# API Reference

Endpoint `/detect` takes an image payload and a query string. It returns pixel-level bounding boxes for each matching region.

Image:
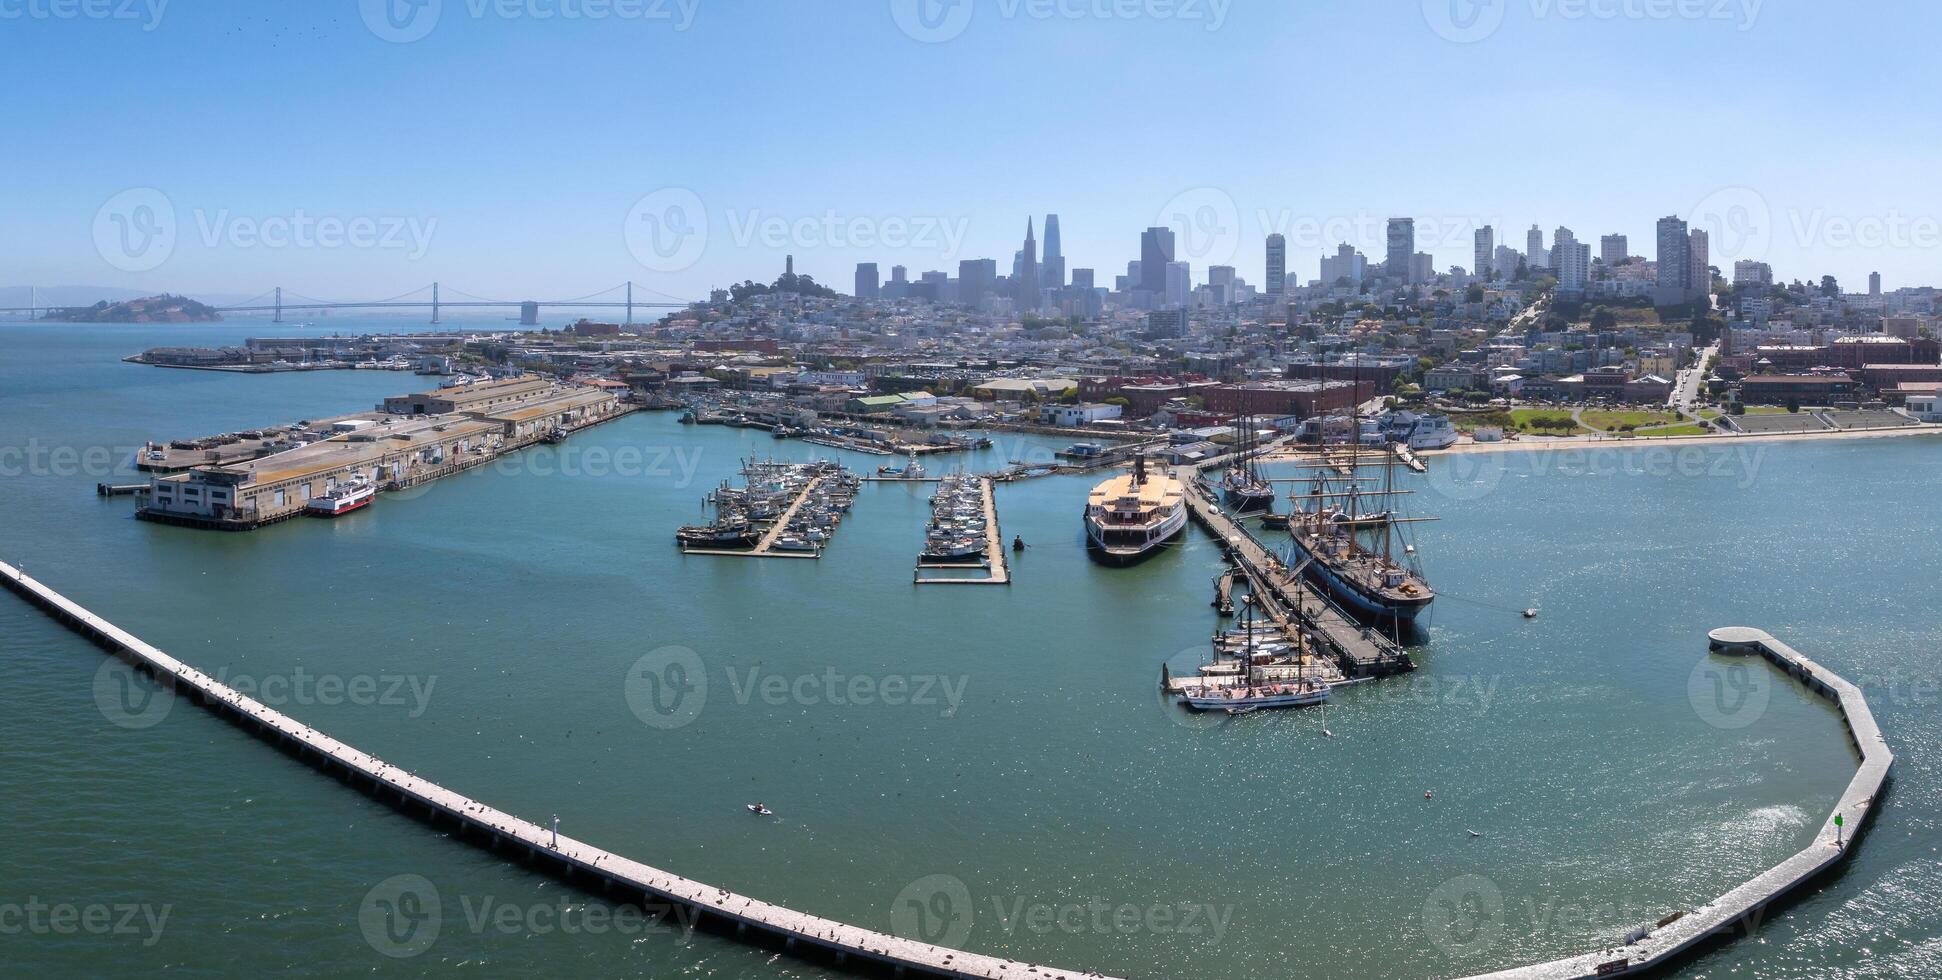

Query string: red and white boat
[307,477,375,517]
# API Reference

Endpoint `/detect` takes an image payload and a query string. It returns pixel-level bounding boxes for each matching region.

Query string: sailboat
[1219,409,1276,513]
[1180,598,1331,713]
[1285,428,1438,624]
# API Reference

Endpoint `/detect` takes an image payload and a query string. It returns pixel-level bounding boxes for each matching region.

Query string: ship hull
[1083,504,1188,566]
[1288,536,1432,623]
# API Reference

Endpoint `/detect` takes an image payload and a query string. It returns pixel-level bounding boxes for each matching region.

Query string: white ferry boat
[306,477,375,517]
[1083,456,1187,564]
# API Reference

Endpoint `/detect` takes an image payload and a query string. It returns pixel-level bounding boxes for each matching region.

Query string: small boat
[746,804,774,816]
[306,477,375,517]
[1012,535,1026,552]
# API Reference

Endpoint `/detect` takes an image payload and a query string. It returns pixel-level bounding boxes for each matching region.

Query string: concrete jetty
[1455,627,1892,980]
[0,559,1115,980]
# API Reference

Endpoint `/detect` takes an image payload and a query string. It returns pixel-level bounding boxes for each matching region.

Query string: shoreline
[1265,421,1942,461]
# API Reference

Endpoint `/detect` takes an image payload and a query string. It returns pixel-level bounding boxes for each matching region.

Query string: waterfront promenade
[0,559,1114,980]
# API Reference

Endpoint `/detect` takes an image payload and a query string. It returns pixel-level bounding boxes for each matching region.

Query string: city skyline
[6,2,1941,301]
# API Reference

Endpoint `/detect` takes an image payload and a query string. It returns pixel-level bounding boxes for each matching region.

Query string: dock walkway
[0,559,1114,980]
[914,479,1009,586]
[1175,463,1413,678]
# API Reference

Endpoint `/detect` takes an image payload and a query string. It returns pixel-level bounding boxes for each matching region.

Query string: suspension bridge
[0,281,699,325]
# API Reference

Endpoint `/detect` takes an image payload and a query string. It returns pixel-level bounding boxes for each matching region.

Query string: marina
[680,460,861,558]
[913,476,1010,586]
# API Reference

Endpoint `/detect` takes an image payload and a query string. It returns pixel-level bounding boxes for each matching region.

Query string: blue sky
[4,0,1940,303]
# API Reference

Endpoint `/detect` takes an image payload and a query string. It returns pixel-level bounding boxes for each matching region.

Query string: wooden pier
[1456,628,1892,980]
[1175,463,1414,679]
[914,479,1009,586]
[0,559,1115,980]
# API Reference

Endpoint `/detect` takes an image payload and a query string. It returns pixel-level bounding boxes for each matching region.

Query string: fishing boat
[1083,455,1187,564]
[306,477,375,517]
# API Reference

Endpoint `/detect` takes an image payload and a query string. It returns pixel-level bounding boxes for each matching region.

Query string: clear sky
[5,0,1940,304]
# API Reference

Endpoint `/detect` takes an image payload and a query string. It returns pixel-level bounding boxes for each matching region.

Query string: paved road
[1670,342,1719,413]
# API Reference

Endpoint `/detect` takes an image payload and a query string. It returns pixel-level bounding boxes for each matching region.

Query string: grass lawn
[1505,408,1586,434]
[1581,410,1681,431]
[1645,425,1714,437]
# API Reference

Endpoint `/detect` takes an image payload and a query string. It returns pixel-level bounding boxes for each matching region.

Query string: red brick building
[1203,380,1369,418]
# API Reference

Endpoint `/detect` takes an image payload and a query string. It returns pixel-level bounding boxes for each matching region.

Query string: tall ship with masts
[1084,455,1188,564]
[1219,412,1276,513]
[1285,433,1436,623]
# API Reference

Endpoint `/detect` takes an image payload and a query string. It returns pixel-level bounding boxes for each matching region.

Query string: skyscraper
[1387,218,1416,283]
[1140,227,1175,296]
[1474,226,1495,280]
[854,262,879,300]
[1656,217,1690,291]
[958,258,996,308]
[1265,234,1287,298]
[1553,229,1589,293]
[1165,261,1191,308]
[1527,225,1547,269]
[1042,214,1065,290]
[1600,234,1628,266]
[1016,218,1040,309]
[1870,271,1883,295]
[1687,227,1710,295]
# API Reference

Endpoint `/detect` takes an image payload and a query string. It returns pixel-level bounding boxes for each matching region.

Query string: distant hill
[44,294,223,323]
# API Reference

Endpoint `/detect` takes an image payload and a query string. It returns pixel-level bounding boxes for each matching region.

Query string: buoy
[1425,791,1434,800]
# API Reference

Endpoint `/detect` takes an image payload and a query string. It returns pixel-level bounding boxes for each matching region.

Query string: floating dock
[914,478,1009,586]
[0,559,1115,980]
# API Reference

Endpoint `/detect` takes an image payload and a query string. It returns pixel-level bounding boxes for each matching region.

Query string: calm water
[1,319,1937,979]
